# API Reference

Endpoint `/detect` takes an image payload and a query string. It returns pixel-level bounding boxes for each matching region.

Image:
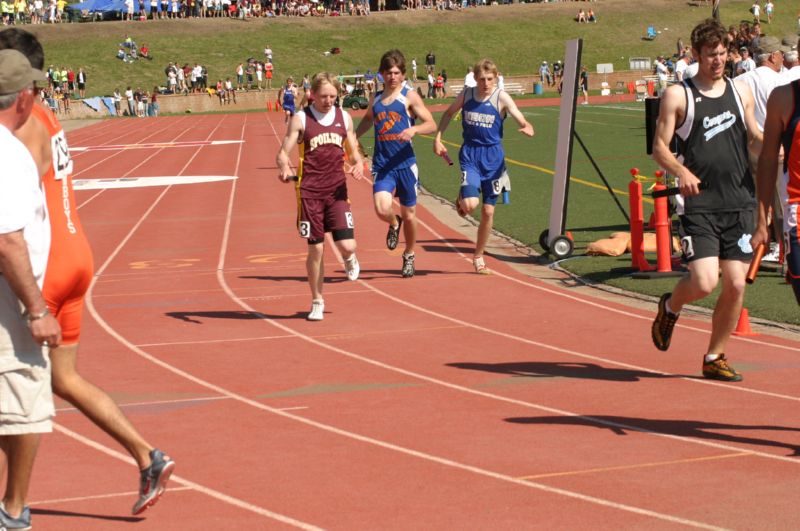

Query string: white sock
[704,353,720,363]
[665,299,679,316]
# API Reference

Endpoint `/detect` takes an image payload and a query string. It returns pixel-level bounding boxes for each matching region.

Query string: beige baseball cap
[0,49,47,95]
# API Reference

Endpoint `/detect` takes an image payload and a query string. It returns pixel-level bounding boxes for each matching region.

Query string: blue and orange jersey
[371,85,415,172]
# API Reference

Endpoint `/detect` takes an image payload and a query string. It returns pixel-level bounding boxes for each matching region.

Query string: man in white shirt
[0,49,61,531]
[463,68,476,88]
[737,36,790,131]
[783,50,800,82]
[736,47,756,75]
[736,35,792,261]
[124,86,134,116]
[655,56,669,95]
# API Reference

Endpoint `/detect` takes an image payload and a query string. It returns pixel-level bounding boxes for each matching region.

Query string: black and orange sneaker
[702,354,743,382]
[651,292,679,351]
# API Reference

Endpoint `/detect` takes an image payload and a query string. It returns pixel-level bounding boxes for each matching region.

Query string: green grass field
[393,102,800,326]
[24,0,800,97]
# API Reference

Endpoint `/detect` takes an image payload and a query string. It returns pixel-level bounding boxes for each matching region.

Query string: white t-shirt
[0,125,50,288]
[298,105,353,132]
[683,62,699,80]
[783,66,800,83]
[125,89,134,101]
[736,66,783,131]
[464,71,476,88]
[655,61,669,81]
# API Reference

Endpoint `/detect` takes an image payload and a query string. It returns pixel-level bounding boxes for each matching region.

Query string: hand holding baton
[441,152,453,166]
[651,180,709,198]
[746,243,766,284]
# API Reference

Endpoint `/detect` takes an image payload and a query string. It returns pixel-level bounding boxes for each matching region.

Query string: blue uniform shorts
[373,164,419,207]
[459,144,505,206]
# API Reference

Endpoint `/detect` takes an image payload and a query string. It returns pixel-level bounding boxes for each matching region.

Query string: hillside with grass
[24,0,798,96]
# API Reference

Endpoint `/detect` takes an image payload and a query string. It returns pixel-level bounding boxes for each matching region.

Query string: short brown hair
[691,18,729,53]
[379,49,406,75]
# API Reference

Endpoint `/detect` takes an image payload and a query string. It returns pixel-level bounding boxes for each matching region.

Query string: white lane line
[71,116,323,530]
[32,487,194,506]
[56,395,308,413]
[53,423,322,531]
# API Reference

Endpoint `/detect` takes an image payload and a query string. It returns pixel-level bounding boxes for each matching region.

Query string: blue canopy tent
[67,0,161,15]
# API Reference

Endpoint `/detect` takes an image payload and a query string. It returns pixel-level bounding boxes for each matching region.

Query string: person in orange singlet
[0,28,174,516]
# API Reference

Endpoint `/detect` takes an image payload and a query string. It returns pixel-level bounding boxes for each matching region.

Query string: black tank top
[675,77,755,214]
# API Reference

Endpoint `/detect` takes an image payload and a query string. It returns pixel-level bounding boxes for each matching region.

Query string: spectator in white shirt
[736,47,756,75]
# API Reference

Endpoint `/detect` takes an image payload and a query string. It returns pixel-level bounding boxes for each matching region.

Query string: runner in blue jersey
[278,77,298,124]
[434,59,534,274]
[356,49,436,278]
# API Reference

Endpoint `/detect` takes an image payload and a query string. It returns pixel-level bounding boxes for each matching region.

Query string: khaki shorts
[0,281,54,435]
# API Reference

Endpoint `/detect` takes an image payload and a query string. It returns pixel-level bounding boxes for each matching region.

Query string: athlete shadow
[31,508,143,523]
[447,361,684,382]
[358,268,451,279]
[165,310,305,323]
[505,415,800,456]
[240,275,348,284]
[417,238,475,255]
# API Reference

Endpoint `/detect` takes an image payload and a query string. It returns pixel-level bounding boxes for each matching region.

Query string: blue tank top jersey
[283,88,295,107]
[461,87,504,147]
[372,86,416,172]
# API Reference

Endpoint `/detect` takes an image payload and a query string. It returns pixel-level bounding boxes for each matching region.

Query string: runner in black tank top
[649,19,763,382]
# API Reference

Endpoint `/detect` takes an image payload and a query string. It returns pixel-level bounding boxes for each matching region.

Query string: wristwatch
[25,308,50,322]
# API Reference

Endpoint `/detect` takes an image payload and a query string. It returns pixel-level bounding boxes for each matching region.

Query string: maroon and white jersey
[299,106,347,199]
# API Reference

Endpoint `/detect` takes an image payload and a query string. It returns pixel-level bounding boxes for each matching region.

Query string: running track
[18,111,800,529]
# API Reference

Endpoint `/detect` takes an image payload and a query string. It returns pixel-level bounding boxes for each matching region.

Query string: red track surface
[15,111,800,530]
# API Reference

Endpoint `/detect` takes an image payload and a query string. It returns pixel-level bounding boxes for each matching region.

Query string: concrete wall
[59,70,652,119]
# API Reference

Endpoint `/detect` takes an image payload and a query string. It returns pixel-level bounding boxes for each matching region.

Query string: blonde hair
[472,58,499,78]
[311,72,341,94]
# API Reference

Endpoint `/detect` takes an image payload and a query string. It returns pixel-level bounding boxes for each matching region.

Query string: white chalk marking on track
[73,175,237,190]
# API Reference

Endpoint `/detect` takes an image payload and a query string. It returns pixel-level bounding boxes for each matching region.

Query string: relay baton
[651,180,708,198]
[287,175,299,181]
[745,243,766,285]
[441,152,454,166]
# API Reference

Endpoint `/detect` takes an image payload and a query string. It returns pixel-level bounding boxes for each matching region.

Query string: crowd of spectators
[1,0,69,24]
[37,64,88,114]
[648,18,800,98]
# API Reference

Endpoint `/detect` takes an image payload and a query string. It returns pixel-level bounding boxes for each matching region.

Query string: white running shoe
[473,256,491,275]
[307,299,324,321]
[345,254,360,281]
[762,242,781,263]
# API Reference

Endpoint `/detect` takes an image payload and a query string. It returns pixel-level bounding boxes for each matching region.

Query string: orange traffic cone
[266,100,272,111]
[566,231,573,241]
[732,308,759,337]
[275,101,281,112]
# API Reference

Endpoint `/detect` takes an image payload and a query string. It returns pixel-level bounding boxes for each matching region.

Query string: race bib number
[345,212,354,229]
[51,130,73,181]
[460,171,468,186]
[298,221,311,238]
[491,178,502,195]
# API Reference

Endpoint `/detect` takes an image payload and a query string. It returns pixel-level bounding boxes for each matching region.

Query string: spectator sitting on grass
[587,9,596,23]
[576,9,586,23]
[140,43,152,60]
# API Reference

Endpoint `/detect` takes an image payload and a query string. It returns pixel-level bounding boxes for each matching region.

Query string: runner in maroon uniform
[277,72,365,321]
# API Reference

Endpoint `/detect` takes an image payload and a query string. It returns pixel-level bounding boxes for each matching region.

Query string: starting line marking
[73,175,237,190]
[71,139,244,152]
